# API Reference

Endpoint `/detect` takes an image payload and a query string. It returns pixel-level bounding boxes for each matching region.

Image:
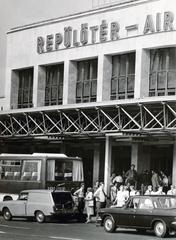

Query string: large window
[45,64,64,106]
[111,53,135,100]
[18,68,33,108]
[0,159,41,181]
[149,48,176,96]
[76,59,97,103]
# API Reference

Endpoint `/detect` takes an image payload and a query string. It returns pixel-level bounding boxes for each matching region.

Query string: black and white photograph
[0,0,176,239]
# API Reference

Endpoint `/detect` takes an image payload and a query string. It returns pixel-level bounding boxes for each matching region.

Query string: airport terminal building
[0,0,176,191]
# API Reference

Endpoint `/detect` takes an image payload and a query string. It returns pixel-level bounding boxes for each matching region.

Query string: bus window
[47,159,84,182]
[47,160,73,181]
[0,160,21,180]
[21,160,41,181]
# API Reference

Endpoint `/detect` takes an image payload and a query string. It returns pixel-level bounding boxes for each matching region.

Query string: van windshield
[52,192,73,205]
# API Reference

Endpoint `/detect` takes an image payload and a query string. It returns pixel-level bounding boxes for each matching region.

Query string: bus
[0,153,84,201]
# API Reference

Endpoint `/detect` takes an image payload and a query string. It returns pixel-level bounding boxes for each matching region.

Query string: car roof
[131,195,176,198]
[21,189,71,194]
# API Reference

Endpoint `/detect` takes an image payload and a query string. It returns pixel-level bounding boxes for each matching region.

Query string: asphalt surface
[0,217,175,240]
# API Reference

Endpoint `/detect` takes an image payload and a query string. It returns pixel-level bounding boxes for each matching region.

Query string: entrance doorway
[112,146,131,175]
[150,145,173,176]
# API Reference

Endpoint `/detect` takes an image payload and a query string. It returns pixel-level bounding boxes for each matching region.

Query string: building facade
[0,0,176,192]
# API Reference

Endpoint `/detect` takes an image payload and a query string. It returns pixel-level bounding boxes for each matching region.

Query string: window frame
[17,68,34,109]
[111,53,135,100]
[44,64,64,106]
[76,59,97,103]
[149,48,176,96]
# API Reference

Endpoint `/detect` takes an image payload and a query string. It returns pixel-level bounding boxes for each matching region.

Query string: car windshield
[159,197,176,209]
[52,192,73,205]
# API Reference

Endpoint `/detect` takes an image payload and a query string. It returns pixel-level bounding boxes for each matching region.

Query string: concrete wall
[2,0,176,110]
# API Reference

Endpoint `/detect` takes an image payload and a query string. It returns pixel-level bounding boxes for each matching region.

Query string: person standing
[110,182,118,202]
[93,180,99,215]
[144,185,155,195]
[113,185,129,207]
[151,170,160,192]
[94,182,106,217]
[85,187,94,223]
[167,185,176,195]
[74,183,85,214]
[155,186,165,195]
[113,172,123,190]
[125,164,137,188]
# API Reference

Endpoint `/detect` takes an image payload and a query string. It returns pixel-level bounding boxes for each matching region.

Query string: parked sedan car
[97,195,176,238]
[0,189,82,223]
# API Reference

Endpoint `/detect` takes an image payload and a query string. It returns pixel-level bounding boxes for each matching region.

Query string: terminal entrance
[112,146,131,175]
[150,145,173,176]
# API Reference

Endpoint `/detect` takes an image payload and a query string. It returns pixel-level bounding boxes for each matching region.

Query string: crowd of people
[73,164,174,223]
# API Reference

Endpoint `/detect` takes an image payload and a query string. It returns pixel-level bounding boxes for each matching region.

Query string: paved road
[0,217,175,240]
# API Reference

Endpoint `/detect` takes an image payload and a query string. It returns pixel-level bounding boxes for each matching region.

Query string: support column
[63,60,77,105]
[93,145,100,184]
[172,142,176,185]
[97,54,112,102]
[134,49,150,99]
[10,71,19,109]
[131,143,150,173]
[33,65,39,108]
[37,66,46,107]
[104,136,112,195]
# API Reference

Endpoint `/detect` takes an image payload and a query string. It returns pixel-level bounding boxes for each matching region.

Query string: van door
[11,192,28,216]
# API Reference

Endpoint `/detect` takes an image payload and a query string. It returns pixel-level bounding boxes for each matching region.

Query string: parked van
[0,189,81,223]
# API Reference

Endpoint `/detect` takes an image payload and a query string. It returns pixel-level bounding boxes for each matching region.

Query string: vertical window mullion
[57,67,60,105]
[155,52,159,96]
[28,71,31,107]
[89,62,93,101]
[125,55,129,99]
[165,50,169,95]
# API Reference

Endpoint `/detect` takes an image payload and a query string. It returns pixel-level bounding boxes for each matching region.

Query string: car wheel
[104,216,116,233]
[3,208,12,221]
[35,211,45,223]
[154,221,167,238]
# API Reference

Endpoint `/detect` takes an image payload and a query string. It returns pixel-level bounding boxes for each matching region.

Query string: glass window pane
[149,73,157,90]
[111,78,117,94]
[91,80,97,96]
[128,53,135,74]
[168,71,176,88]
[18,68,33,108]
[91,59,98,79]
[119,55,126,75]
[157,72,166,89]
[118,76,126,93]
[83,81,90,97]
[76,82,82,98]
[169,48,176,70]
[127,75,134,92]
[21,160,41,181]
[45,64,63,106]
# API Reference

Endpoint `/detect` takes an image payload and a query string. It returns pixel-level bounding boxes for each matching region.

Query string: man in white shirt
[94,182,106,217]
[74,183,85,214]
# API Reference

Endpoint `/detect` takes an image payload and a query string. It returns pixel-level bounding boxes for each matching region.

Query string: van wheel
[3,208,12,221]
[154,221,167,238]
[104,216,116,233]
[35,211,45,223]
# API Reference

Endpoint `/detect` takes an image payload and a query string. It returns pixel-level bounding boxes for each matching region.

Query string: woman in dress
[85,187,94,223]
